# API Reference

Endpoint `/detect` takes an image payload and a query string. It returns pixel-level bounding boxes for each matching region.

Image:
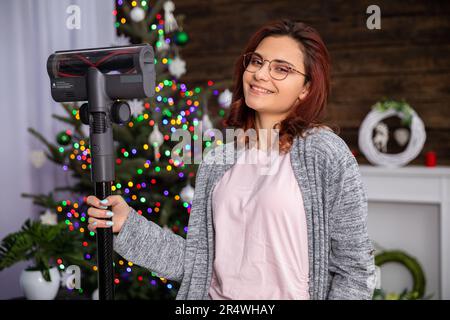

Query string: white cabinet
[359,165,450,299]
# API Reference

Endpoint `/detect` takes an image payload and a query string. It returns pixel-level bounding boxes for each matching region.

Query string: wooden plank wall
[174,0,450,166]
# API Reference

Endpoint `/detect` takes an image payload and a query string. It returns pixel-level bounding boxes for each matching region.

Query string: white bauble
[180,183,194,203]
[130,7,146,22]
[149,123,164,161]
[218,89,232,108]
[149,123,164,146]
[30,150,46,168]
[394,128,410,147]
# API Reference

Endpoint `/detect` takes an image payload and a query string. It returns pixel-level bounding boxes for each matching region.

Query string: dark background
[174,0,450,165]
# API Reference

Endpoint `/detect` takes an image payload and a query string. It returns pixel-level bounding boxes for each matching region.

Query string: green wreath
[373,250,426,300]
[371,99,414,127]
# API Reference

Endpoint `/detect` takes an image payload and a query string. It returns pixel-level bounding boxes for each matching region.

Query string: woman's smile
[248,84,275,96]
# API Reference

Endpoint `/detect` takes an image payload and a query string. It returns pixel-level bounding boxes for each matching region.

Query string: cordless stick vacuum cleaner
[47,44,156,300]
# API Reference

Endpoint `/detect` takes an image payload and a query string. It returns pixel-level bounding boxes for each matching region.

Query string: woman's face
[243,35,309,117]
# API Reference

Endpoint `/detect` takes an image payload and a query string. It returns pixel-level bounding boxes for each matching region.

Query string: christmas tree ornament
[394,128,410,147]
[163,1,178,33]
[56,131,72,145]
[128,99,145,117]
[180,182,194,203]
[149,123,164,161]
[156,33,169,53]
[168,55,186,78]
[30,150,46,168]
[202,113,214,132]
[218,88,233,108]
[130,6,146,22]
[172,31,189,46]
[40,209,58,226]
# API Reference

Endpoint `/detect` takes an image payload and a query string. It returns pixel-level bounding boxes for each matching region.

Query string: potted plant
[0,216,84,300]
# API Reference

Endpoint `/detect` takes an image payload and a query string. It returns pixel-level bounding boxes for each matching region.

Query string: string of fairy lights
[53,0,228,294]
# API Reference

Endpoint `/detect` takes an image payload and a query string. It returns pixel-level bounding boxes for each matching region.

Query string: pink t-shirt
[208,146,310,300]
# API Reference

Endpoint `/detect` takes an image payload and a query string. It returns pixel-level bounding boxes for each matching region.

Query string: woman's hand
[86,195,131,233]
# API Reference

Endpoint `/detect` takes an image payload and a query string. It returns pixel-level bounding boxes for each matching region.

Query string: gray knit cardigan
[114,127,377,300]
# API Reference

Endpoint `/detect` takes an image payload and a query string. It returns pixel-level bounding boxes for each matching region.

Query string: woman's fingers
[86,195,109,209]
[86,195,123,233]
[87,217,114,231]
[87,206,114,219]
[97,195,123,207]
[87,207,114,232]
[86,195,123,209]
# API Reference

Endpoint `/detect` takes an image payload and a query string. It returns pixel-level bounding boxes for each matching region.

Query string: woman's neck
[254,113,282,151]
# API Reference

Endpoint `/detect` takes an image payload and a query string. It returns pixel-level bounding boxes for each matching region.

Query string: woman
[87,19,376,300]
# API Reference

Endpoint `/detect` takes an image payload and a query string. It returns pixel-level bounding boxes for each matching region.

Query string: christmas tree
[24,0,233,300]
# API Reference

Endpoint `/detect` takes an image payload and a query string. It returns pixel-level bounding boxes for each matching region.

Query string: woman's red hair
[224,19,338,153]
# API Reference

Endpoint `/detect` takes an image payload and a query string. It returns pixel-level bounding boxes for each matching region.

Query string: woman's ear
[298,81,310,100]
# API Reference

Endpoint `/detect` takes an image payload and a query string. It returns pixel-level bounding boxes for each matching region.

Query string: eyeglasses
[243,52,309,81]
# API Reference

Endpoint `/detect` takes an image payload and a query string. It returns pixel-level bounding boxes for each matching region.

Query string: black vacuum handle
[95,182,114,300]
